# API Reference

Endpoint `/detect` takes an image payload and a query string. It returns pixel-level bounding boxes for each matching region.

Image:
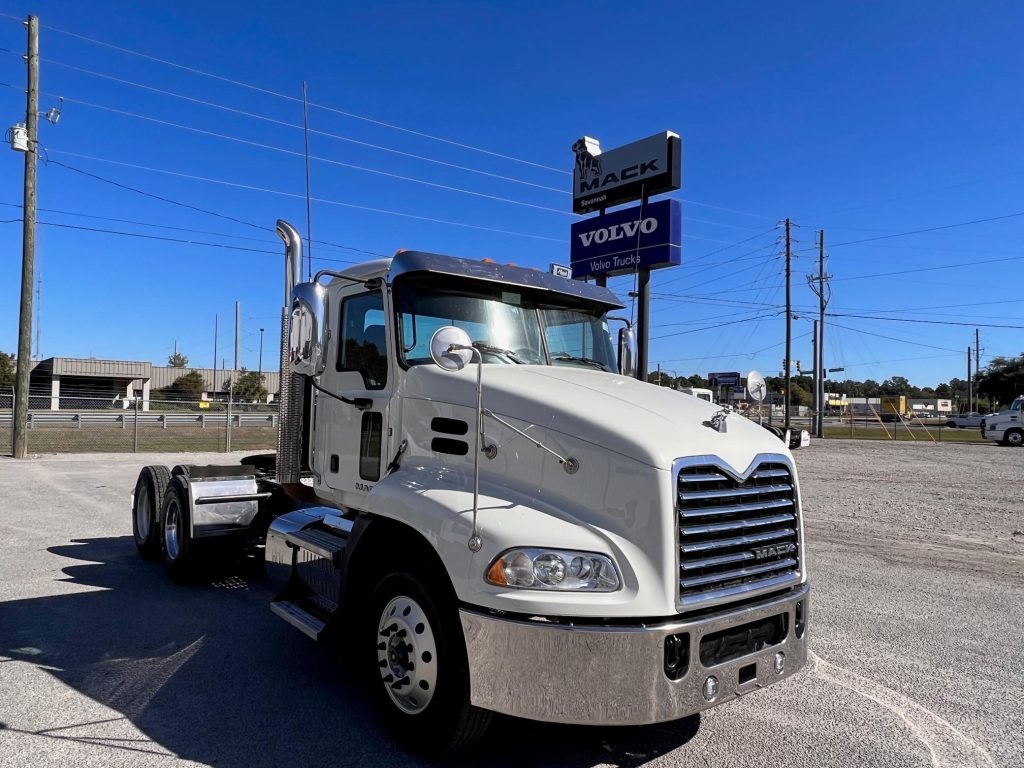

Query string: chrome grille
[677,458,801,608]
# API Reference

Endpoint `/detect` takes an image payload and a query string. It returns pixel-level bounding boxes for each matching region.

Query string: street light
[258,328,265,375]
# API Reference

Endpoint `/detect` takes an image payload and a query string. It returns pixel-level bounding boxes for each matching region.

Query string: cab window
[337,291,387,389]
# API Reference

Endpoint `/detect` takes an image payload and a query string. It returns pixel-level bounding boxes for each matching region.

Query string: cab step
[284,527,347,563]
[270,599,327,640]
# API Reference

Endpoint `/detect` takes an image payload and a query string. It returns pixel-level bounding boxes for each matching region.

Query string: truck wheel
[132,465,170,559]
[1003,429,1023,447]
[366,570,491,755]
[160,475,202,582]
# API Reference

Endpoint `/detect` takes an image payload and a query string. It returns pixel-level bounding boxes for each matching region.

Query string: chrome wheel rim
[377,595,438,714]
[164,498,181,560]
[136,484,150,540]
[1010,432,1022,446]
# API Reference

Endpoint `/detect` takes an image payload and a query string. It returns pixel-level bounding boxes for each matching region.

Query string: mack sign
[570,198,681,279]
[572,131,682,214]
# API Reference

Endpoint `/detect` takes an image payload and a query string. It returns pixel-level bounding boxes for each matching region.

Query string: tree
[152,370,206,401]
[168,351,188,367]
[978,354,1024,409]
[231,369,268,404]
[0,350,14,388]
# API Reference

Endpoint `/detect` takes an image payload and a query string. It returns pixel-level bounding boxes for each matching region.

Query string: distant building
[23,357,280,411]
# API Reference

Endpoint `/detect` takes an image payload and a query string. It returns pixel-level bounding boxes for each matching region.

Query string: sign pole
[636,267,650,381]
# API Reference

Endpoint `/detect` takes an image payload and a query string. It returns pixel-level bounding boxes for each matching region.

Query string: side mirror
[289,282,328,376]
[618,326,637,378]
[429,326,474,371]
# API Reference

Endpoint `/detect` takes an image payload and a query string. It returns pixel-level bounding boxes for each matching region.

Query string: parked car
[946,412,986,428]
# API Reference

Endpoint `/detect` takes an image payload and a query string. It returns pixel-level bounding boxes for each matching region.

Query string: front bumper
[460,583,809,725]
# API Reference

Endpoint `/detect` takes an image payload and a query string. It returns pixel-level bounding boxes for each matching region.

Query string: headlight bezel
[484,547,622,592]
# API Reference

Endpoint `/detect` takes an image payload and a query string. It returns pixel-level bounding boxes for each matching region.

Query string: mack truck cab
[981,397,1024,446]
[131,220,810,755]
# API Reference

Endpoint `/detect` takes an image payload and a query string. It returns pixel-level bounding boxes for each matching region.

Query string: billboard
[570,198,681,279]
[572,131,682,214]
[709,371,741,387]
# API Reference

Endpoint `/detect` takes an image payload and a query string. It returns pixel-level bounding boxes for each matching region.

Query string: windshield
[1012,399,1023,412]
[395,275,617,370]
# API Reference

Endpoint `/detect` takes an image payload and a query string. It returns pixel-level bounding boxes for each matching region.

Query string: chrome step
[284,528,347,564]
[270,599,327,640]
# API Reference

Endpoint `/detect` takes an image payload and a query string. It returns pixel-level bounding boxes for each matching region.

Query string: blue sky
[1,0,1022,389]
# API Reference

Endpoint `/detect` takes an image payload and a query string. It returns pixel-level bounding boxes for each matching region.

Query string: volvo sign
[572,131,682,214]
[570,198,681,279]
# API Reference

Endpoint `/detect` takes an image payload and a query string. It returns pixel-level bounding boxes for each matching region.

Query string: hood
[401,365,790,472]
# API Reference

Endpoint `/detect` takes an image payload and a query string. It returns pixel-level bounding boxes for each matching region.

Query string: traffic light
[795,360,802,374]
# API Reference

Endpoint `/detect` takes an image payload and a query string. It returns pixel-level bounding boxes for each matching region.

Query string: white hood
[402,365,790,473]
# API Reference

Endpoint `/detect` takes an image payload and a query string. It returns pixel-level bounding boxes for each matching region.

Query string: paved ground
[0,443,1020,767]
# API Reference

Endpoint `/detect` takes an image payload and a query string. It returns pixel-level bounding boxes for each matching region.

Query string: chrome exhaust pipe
[275,220,305,485]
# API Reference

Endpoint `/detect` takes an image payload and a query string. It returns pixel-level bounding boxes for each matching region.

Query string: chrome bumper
[460,583,809,725]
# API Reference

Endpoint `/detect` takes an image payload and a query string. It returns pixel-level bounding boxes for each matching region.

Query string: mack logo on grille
[751,543,796,560]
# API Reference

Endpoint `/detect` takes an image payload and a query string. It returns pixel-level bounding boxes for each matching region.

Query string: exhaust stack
[275,220,304,485]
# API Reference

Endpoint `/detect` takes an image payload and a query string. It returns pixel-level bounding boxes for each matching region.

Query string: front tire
[132,465,170,559]
[1003,429,1023,447]
[366,570,491,756]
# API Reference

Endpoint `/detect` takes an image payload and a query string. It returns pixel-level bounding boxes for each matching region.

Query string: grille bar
[681,528,796,554]
[677,458,801,608]
[679,497,793,519]
[681,558,798,589]
[679,483,792,502]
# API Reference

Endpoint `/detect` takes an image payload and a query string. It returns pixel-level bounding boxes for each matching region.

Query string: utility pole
[258,328,265,375]
[974,328,980,412]
[784,218,792,430]
[967,347,972,415]
[809,230,830,438]
[34,276,41,360]
[12,15,39,459]
[226,302,239,452]
[212,314,218,395]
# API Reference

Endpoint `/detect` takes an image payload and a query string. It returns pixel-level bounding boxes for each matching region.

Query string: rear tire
[132,466,170,560]
[365,569,491,756]
[160,475,202,582]
[1003,429,1023,447]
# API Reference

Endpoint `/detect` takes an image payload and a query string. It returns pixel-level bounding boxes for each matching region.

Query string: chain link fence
[1,387,278,455]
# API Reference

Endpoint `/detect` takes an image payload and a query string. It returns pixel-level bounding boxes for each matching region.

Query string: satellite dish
[429,326,473,371]
[746,370,767,403]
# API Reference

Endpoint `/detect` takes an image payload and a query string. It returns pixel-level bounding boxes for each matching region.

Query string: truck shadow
[0,537,698,768]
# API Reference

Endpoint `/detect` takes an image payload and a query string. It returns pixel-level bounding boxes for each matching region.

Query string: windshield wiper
[550,353,609,371]
[472,341,523,363]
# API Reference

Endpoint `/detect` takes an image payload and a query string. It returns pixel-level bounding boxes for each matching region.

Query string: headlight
[485,548,621,592]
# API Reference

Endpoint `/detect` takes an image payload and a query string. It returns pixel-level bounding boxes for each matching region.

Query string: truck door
[314,286,392,503]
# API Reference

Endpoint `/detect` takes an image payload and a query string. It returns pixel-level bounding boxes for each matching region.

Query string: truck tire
[946,420,957,428]
[1003,429,1023,447]
[366,569,491,756]
[160,474,202,582]
[132,465,170,560]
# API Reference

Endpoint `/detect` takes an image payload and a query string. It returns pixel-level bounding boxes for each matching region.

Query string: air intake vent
[677,458,801,609]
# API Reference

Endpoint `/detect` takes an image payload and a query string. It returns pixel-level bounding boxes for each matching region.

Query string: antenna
[302,81,313,280]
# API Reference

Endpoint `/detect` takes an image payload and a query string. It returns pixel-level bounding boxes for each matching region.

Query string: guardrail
[0,412,277,428]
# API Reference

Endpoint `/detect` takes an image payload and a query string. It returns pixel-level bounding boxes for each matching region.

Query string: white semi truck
[131,220,810,755]
[981,397,1024,446]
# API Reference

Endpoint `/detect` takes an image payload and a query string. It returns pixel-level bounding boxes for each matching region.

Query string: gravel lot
[0,442,1021,768]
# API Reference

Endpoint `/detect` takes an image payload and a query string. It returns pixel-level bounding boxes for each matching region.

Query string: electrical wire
[50,94,576,217]
[827,322,962,354]
[827,313,1024,330]
[650,312,781,341]
[47,149,565,242]
[43,57,570,195]
[830,253,1024,282]
[827,210,1024,248]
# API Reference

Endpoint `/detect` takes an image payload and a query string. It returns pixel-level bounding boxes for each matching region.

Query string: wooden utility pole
[12,15,39,459]
[784,218,792,430]
[815,230,827,438]
[967,347,972,414]
[974,328,980,411]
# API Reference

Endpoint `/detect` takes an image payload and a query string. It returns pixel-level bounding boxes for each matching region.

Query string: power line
[17,15,567,174]
[44,57,570,195]
[827,312,1024,330]
[828,321,963,354]
[43,159,386,257]
[48,148,566,242]
[0,201,384,257]
[650,312,780,341]
[831,252,1024,282]
[828,209,1024,248]
[50,94,576,217]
